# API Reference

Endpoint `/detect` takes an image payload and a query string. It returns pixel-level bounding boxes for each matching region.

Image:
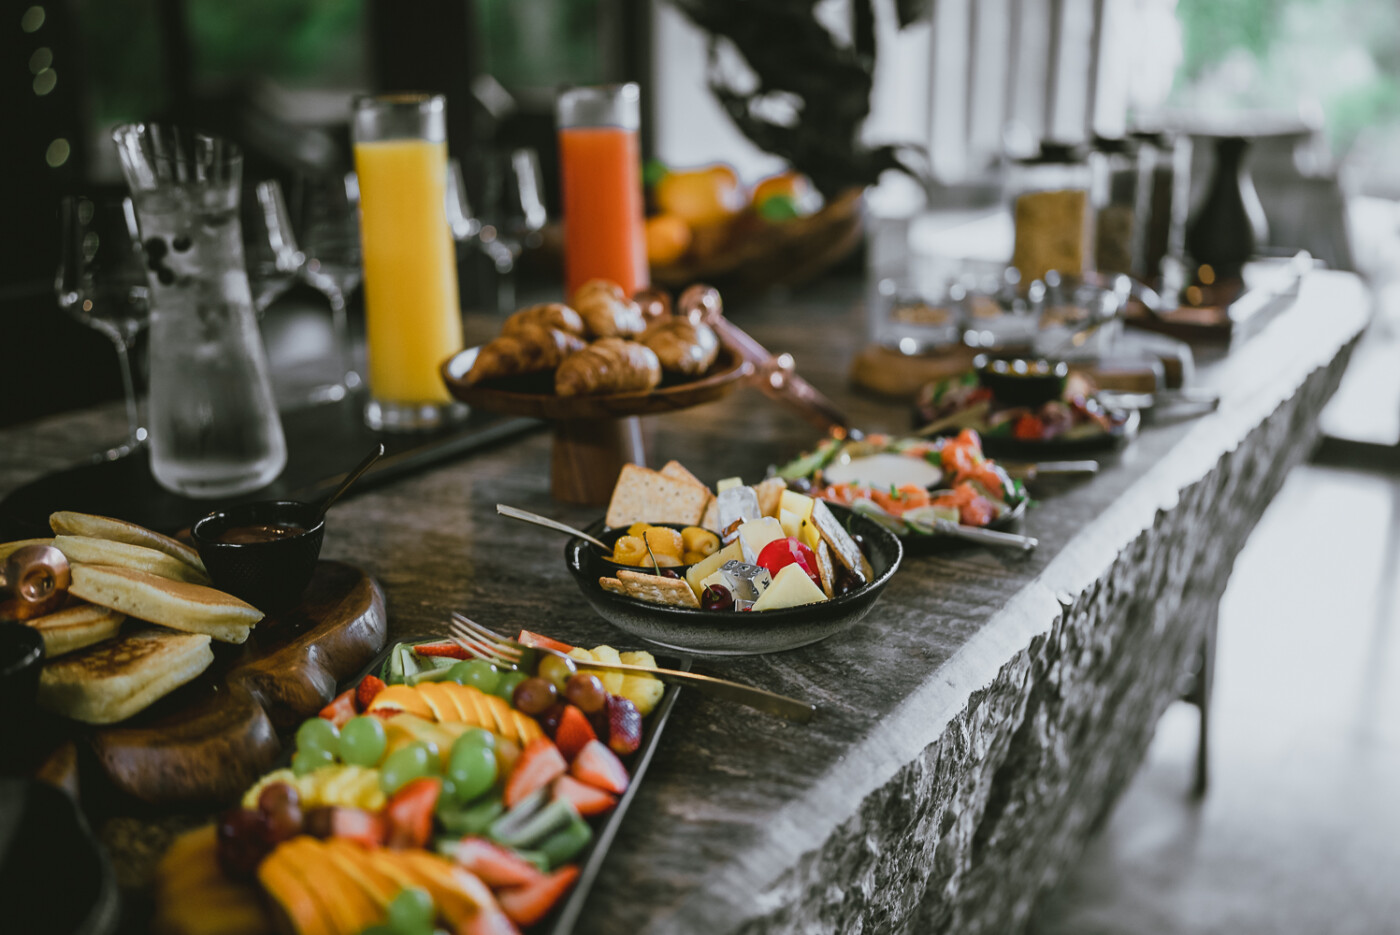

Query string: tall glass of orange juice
[557,83,648,298]
[352,94,467,430]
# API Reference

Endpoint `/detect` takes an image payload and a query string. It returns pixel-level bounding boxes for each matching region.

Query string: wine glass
[55,195,150,459]
[477,147,547,312]
[298,171,362,390]
[242,179,305,314]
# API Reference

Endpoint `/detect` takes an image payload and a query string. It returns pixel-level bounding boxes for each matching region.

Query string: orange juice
[353,138,462,404]
[559,126,648,297]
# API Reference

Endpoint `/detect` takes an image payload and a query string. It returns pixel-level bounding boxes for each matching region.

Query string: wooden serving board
[81,560,386,806]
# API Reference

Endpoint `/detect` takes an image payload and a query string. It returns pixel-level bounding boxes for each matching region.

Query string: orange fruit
[646,213,693,265]
[654,166,744,226]
[753,171,810,207]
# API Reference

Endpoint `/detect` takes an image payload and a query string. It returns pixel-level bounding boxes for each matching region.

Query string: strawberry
[355,675,387,711]
[604,694,641,756]
[570,740,629,795]
[497,866,581,927]
[385,777,441,849]
[516,630,575,654]
[551,774,617,817]
[503,739,568,808]
[553,705,597,760]
[415,641,469,659]
[317,689,356,728]
[453,837,545,889]
[304,806,385,848]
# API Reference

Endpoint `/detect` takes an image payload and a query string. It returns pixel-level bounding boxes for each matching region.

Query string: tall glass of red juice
[556,84,648,298]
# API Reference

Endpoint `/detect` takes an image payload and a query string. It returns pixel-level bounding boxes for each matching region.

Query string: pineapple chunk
[751,564,828,611]
[618,650,664,715]
[685,540,743,597]
[589,644,626,695]
[737,516,785,564]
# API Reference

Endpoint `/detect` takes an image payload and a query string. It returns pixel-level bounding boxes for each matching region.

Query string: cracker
[699,497,720,533]
[599,577,628,596]
[659,460,708,492]
[810,500,867,586]
[604,463,710,530]
[814,540,837,599]
[616,569,701,609]
[753,477,787,518]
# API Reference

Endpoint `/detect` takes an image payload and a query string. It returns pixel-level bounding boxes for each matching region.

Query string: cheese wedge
[685,540,742,598]
[737,517,784,564]
[752,563,829,612]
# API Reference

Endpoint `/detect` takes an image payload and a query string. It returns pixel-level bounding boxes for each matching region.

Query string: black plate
[348,637,689,935]
[565,504,904,656]
[974,408,1140,459]
[888,495,1029,551]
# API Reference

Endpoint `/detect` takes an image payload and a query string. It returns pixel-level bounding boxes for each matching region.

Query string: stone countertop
[0,270,1369,934]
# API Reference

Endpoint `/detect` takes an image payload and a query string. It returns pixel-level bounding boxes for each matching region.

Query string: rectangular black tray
[350,636,689,935]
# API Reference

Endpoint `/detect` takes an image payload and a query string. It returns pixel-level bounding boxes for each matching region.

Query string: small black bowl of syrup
[192,500,325,613]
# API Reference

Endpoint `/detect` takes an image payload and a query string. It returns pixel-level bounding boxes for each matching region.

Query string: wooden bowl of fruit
[560,462,903,656]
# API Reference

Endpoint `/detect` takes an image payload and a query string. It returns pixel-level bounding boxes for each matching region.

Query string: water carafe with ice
[111,124,287,498]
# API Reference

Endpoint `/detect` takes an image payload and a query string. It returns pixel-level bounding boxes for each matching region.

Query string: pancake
[69,564,262,644]
[24,601,125,658]
[49,511,206,576]
[0,538,52,562]
[37,627,214,724]
[52,535,212,586]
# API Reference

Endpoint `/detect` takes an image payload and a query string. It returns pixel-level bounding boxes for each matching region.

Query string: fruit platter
[556,460,902,655]
[773,429,1029,538]
[151,630,684,935]
[913,367,1139,458]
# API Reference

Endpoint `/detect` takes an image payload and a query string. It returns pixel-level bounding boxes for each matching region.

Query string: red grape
[257,782,304,844]
[605,695,642,755]
[537,700,568,738]
[512,676,558,715]
[216,808,269,879]
[564,673,608,714]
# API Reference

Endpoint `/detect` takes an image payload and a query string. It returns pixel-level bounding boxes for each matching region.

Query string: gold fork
[447,613,816,722]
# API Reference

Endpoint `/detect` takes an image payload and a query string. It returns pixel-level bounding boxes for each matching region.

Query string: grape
[512,677,558,715]
[537,654,576,692]
[437,777,459,807]
[447,735,498,802]
[448,659,501,694]
[216,808,269,880]
[495,669,527,700]
[258,783,304,844]
[295,718,340,758]
[386,886,435,933]
[538,700,567,738]
[659,568,681,579]
[701,584,734,611]
[339,716,387,768]
[303,806,334,838]
[456,726,496,751]
[564,673,607,714]
[379,743,435,795]
[292,748,334,776]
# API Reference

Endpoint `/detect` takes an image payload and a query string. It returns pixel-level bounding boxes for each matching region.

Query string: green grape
[495,669,527,701]
[378,743,434,795]
[447,735,498,802]
[295,718,340,758]
[537,654,577,693]
[338,716,387,768]
[437,776,459,808]
[447,659,501,694]
[456,726,496,751]
[292,748,333,777]
[386,886,434,933]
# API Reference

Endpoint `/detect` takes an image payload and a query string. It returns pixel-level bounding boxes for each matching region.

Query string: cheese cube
[779,508,804,540]
[685,540,743,597]
[779,489,815,521]
[751,563,829,611]
[736,516,785,565]
[716,476,743,492]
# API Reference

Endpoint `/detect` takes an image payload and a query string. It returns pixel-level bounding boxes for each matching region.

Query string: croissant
[641,318,719,377]
[502,302,585,338]
[572,279,646,339]
[464,324,586,385]
[554,338,662,397]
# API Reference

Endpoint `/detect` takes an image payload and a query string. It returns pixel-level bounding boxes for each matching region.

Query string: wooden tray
[442,346,752,506]
[62,561,386,806]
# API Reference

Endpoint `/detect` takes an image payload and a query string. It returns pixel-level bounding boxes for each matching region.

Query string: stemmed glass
[55,195,150,459]
[242,179,305,314]
[298,171,362,390]
[477,147,547,311]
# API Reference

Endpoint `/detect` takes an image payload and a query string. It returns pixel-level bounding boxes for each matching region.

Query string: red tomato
[1013,414,1045,440]
[756,537,821,587]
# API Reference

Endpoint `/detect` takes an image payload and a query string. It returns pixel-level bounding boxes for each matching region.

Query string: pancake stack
[3,512,266,725]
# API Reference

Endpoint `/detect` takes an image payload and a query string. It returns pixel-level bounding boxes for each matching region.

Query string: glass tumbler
[557,83,648,299]
[352,94,467,431]
[111,123,287,498]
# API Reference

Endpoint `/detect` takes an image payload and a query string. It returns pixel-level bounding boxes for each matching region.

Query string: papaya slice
[280,838,381,935]
[322,839,398,911]
[417,682,461,723]
[437,682,475,722]
[367,685,434,719]
[258,846,337,935]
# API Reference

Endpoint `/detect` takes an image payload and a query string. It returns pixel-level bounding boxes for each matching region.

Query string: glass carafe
[111,124,287,498]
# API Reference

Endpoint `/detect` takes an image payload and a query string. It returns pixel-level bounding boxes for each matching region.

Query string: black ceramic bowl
[192,500,325,612]
[566,505,903,656]
[974,354,1068,407]
[0,621,44,750]
[591,522,702,578]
